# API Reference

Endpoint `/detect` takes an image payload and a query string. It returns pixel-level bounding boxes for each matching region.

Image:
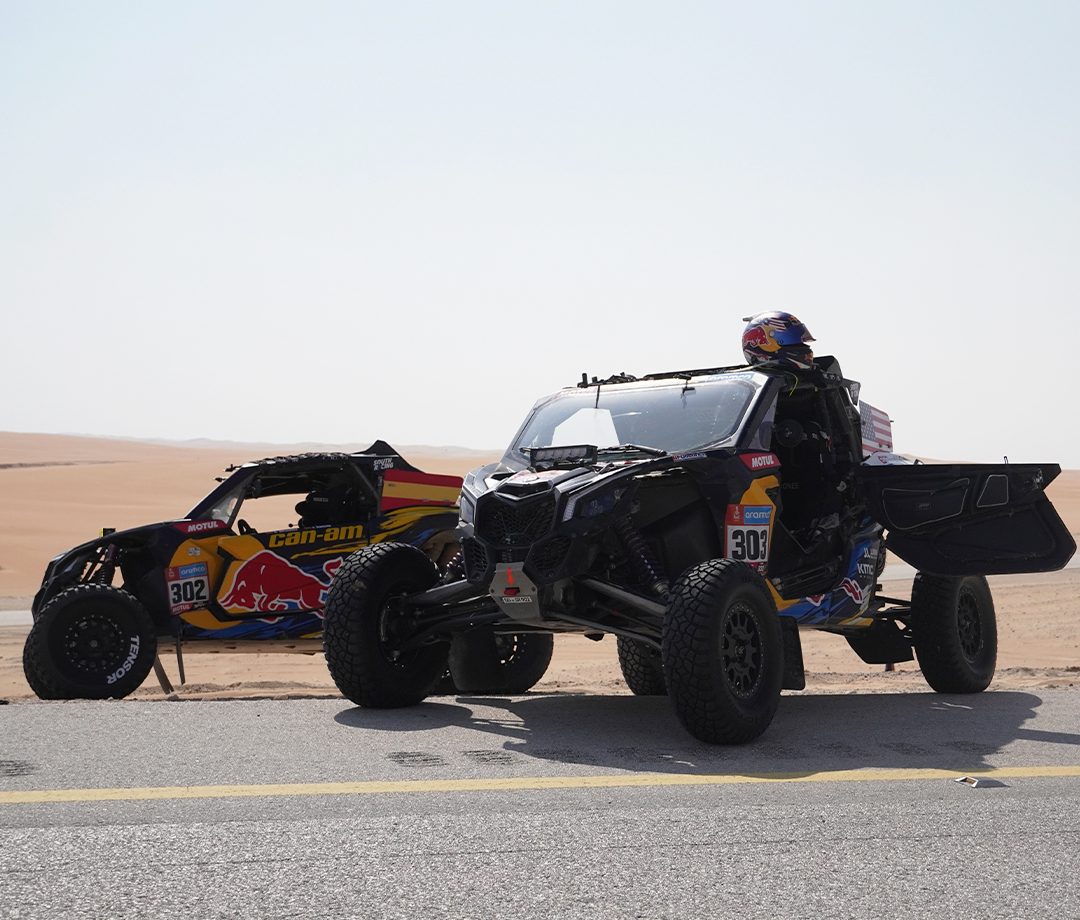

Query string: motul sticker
[173,520,228,535]
[740,453,780,471]
[725,504,772,569]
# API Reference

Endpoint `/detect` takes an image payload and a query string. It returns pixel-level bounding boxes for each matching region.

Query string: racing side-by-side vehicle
[322,360,1076,743]
[23,442,554,700]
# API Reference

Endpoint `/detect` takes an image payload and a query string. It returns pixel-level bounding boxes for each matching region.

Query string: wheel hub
[720,602,762,698]
[957,590,983,661]
[63,615,126,674]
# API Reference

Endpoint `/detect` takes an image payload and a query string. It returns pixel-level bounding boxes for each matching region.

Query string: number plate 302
[166,562,210,614]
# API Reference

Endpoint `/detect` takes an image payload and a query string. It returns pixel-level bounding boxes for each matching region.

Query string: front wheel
[322,542,448,707]
[23,584,157,700]
[662,559,783,744]
[911,573,996,693]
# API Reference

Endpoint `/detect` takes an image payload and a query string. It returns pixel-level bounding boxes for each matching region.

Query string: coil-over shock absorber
[613,517,669,597]
[441,549,466,584]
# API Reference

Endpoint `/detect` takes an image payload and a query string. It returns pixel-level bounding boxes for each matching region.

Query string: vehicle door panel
[857,463,1075,575]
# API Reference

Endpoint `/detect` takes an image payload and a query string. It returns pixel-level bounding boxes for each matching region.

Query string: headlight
[564,486,626,521]
[459,491,476,524]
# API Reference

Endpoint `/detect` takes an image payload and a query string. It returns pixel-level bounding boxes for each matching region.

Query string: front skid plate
[488,563,544,624]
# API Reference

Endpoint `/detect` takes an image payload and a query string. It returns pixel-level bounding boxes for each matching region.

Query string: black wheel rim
[957,589,983,661]
[494,634,521,665]
[377,586,420,669]
[61,613,128,675]
[720,601,763,698]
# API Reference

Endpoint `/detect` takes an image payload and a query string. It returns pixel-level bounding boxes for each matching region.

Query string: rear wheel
[663,559,783,744]
[617,637,667,696]
[444,630,554,694]
[22,584,157,700]
[322,543,447,707]
[911,573,996,693]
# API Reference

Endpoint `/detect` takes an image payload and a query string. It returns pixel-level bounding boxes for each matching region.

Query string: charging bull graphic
[219,552,344,614]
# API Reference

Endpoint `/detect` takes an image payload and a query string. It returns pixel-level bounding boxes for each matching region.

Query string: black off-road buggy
[23,442,552,701]
[322,361,1076,743]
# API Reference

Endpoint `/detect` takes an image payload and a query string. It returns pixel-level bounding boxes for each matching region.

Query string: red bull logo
[219,552,344,613]
[840,578,865,604]
[742,327,779,353]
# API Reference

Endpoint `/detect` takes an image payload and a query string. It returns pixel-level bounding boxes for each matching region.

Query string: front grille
[477,495,556,545]
[463,538,488,581]
[497,548,529,564]
[530,536,571,574]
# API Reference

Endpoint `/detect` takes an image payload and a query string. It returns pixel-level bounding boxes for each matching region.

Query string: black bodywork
[393,359,1074,663]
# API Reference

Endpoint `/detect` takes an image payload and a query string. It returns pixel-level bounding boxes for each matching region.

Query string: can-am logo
[741,453,780,470]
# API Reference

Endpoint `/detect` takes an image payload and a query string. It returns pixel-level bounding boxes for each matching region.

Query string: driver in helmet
[740,311,816,370]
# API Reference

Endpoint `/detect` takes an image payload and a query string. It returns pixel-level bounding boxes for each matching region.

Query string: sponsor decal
[805,595,825,607]
[501,596,535,604]
[740,453,780,471]
[856,544,879,578]
[219,552,344,613]
[725,504,772,568]
[840,578,865,604]
[166,563,211,615]
[672,452,707,462]
[268,525,363,548]
[742,328,778,352]
[173,520,228,535]
[508,469,565,483]
[726,505,772,526]
[373,457,395,470]
[106,636,140,684]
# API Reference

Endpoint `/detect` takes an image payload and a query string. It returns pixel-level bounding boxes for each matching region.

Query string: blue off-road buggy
[321,360,1075,743]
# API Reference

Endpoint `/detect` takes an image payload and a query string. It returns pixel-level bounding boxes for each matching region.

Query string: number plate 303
[166,562,210,614]
[725,504,772,569]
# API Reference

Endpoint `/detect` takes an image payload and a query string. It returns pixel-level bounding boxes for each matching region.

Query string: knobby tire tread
[662,558,782,744]
[22,583,157,700]
[322,542,445,708]
[617,636,667,696]
[911,573,996,694]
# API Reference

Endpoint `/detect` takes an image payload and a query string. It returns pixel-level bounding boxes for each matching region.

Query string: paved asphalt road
[2,689,1080,919]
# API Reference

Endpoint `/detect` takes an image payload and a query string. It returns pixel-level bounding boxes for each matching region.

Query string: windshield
[513,375,763,456]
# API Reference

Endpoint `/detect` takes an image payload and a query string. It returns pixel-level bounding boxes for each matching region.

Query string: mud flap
[779,615,805,691]
[844,619,914,665]
[448,628,508,693]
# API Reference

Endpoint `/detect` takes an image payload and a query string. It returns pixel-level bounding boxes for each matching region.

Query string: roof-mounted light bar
[527,444,599,468]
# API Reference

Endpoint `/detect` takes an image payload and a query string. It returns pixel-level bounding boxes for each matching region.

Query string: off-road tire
[440,631,554,694]
[22,584,157,700]
[22,625,60,699]
[322,542,447,707]
[496,632,554,693]
[617,636,667,696]
[911,573,996,693]
[662,559,783,744]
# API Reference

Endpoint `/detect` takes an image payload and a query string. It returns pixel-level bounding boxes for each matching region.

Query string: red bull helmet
[741,311,816,369]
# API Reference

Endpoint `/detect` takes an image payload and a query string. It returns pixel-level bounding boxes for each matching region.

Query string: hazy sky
[2,2,1078,465]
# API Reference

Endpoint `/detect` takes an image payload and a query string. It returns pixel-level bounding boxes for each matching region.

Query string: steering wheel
[237,519,256,535]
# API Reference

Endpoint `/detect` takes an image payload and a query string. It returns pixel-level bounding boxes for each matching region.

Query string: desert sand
[1,431,1078,703]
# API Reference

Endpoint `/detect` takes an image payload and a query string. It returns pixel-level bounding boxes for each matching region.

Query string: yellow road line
[2,765,1079,804]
